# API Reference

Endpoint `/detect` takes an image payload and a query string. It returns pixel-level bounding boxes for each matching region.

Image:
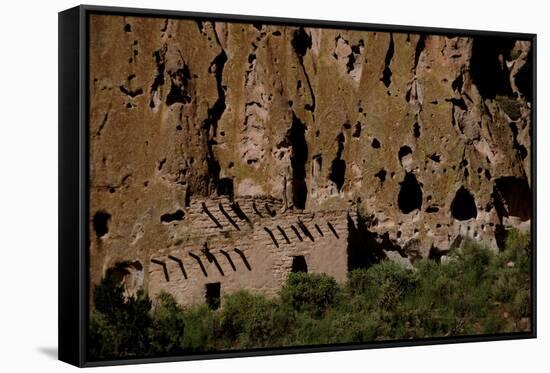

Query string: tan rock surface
[89,15,532,306]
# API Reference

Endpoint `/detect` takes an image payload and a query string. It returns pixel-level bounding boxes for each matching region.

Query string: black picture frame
[59,4,537,367]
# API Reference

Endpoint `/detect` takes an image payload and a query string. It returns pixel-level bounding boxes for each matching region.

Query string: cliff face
[88,14,532,303]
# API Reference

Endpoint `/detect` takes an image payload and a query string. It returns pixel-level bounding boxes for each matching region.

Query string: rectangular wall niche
[291,255,308,273]
[205,282,221,310]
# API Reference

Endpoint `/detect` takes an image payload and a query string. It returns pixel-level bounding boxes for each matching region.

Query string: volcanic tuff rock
[89,15,532,305]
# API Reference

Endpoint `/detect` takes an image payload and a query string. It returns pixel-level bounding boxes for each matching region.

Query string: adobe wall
[147,196,351,306]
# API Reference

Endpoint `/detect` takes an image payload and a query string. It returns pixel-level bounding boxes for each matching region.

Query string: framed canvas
[58,4,536,367]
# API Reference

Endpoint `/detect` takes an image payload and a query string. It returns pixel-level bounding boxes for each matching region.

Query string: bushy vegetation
[88,229,531,360]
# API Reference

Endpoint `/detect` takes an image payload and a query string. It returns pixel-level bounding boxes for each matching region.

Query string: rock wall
[89,14,533,306]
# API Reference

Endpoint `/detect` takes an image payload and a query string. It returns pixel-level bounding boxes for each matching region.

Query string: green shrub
[347,261,417,311]
[88,311,117,360]
[181,304,215,352]
[220,290,295,348]
[149,292,186,355]
[93,275,125,323]
[89,277,152,358]
[280,272,340,316]
[88,229,531,357]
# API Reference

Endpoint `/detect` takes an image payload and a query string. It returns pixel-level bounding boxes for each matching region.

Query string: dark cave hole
[428,245,445,263]
[291,255,308,273]
[470,37,515,99]
[248,53,256,64]
[291,27,312,58]
[398,172,423,214]
[494,224,509,251]
[380,34,394,88]
[352,122,362,138]
[205,283,221,310]
[514,47,533,102]
[398,145,413,164]
[371,138,381,149]
[282,113,308,209]
[414,34,426,70]
[217,177,234,200]
[149,46,167,108]
[93,211,111,238]
[160,209,185,223]
[158,158,166,171]
[451,186,477,221]
[166,64,192,106]
[375,169,387,183]
[347,214,400,271]
[203,50,228,195]
[346,50,357,74]
[509,122,529,160]
[413,122,421,138]
[124,24,131,32]
[493,176,531,222]
[452,73,464,92]
[426,206,439,213]
[429,153,441,163]
[448,97,467,111]
[328,132,346,192]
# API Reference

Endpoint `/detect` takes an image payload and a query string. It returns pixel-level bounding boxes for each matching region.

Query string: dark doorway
[493,176,531,222]
[92,210,111,238]
[291,255,308,273]
[451,186,477,221]
[217,177,234,200]
[398,172,423,214]
[205,282,221,310]
[469,37,515,99]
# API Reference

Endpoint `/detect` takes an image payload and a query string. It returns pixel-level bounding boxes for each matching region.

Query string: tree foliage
[89,229,531,359]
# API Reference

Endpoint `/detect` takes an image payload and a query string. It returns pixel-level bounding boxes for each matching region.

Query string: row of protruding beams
[201,200,277,231]
[150,246,251,282]
[263,220,340,248]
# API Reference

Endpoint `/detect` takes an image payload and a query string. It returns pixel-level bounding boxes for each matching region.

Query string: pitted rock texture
[89,15,533,306]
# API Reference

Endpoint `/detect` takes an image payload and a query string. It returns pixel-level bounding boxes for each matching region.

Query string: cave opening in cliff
[515,48,533,102]
[205,283,221,310]
[493,176,531,222]
[217,177,234,200]
[347,214,390,271]
[291,27,312,57]
[380,34,394,88]
[329,133,346,192]
[398,173,423,214]
[160,209,185,223]
[398,145,413,165]
[470,37,515,99]
[106,261,143,294]
[287,113,308,209]
[312,155,322,178]
[93,210,111,238]
[494,224,508,251]
[291,256,308,273]
[165,64,192,106]
[451,186,478,221]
